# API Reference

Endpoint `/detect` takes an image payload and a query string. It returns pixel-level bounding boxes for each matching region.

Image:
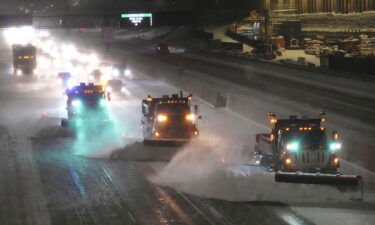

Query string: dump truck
[12,44,36,75]
[254,112,362,190]
[61,83,111,130]
[141,92,200,144]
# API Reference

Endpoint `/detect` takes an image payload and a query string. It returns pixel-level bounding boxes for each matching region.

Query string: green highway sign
[121,13,152,18]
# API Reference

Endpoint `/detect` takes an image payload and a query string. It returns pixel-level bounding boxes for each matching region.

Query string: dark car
[106,79,125,93]
[155,43,171,54]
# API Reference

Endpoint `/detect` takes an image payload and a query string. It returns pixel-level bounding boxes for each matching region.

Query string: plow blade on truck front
[275,172,362,186]
[275,172,363,200]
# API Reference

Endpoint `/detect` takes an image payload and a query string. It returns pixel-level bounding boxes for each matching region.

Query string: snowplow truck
[12,44,36,75]
[61,83,111,129]
[255,112,362,188]
[141,92,200,144]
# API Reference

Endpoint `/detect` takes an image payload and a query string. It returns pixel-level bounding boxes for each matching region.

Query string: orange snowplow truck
[254,112,362,188]
[141,92,201,145]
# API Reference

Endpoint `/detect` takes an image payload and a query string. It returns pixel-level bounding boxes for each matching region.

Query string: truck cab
[255,112,341,173]
[141,92,200,144]
[62,83,110,127]
[12,44,37,75]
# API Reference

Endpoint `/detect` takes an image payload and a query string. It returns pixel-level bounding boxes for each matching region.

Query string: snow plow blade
[275,172,363,186]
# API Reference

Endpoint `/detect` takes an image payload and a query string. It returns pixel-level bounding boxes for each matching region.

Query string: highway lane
[0,31,318,225]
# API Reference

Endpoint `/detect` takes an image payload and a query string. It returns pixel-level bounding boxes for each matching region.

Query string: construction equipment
[254,112,362,191]
[141,92,201,145]
[61,83,111,130]
[12,44,36,76]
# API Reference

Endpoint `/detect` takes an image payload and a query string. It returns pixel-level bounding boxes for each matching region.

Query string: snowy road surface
[0,28,374,225]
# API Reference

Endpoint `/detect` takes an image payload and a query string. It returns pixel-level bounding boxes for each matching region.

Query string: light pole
[264,0,269,43]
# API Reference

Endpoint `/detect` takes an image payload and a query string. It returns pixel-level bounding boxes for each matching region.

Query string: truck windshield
[72,93,105,101]
[282,129,327,148]
[14,46,35,56]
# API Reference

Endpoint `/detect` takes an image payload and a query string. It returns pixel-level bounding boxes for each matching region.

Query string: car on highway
[106,79,126,93]
[112,63,131,79]
[155,43,171,54]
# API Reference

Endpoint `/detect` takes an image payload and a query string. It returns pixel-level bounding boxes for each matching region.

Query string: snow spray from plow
[151,138,364,203]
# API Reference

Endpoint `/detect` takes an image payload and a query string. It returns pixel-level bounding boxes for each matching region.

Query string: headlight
[285,158,292,165]
[185,114,196,121]
[16,69,22,76]
[112,69,119,77]
[329,142,341,151]
[125,69,131,76]
[157,114,167,122]
[107,87,112,92]
[72,100,81,107]
[286,142,299,151]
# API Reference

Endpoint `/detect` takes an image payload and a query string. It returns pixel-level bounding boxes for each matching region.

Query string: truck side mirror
[332,130,339,140]
[194,105,198,114]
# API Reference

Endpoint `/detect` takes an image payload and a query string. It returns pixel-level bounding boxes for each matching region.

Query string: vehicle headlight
[16,69,22,76]
[72,100,81,107]
[157,114,167,122]
[185,114,196,121]
[329,142,341,151]
[285,158,293,165]
[112,69,119,77]
[125,69,131,76]
[286,142,299,152]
